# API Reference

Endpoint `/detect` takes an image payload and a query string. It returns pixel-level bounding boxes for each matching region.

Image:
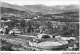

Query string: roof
[37,34,52,39]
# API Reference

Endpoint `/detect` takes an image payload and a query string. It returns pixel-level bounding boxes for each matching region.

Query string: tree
[20,19,26,33]
[26,20,34,33]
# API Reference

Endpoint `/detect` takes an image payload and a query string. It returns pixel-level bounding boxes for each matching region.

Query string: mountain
[1,7,26,14]
[0,2,33,13]
[0,2,79,14]
[23,4,79,14]
[23,4,47,12]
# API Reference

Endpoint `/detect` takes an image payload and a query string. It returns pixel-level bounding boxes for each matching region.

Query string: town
[0,2,79,51]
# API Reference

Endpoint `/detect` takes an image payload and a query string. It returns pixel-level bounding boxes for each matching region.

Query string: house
[12,28,21,35]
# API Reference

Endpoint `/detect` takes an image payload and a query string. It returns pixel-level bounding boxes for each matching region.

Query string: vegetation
[0,6,79,51]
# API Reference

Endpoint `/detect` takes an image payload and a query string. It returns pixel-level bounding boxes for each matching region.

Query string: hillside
[0,2,33,13]
[1,2,79,22]
[1,7,26,14]
[23,4,79,14]
[1,2,79,14]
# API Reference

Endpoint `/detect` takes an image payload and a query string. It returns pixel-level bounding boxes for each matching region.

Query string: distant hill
[0,2,79,22]
[1,7,26,14]
[36,11,79,22]
[23,4,79,14]
[0,2,33,13]
[1,2,79,14]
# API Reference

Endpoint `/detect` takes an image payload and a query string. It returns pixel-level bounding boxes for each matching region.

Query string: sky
[1,0,79,6]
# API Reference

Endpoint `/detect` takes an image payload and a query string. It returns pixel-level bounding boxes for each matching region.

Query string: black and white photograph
[0,0,79,51]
